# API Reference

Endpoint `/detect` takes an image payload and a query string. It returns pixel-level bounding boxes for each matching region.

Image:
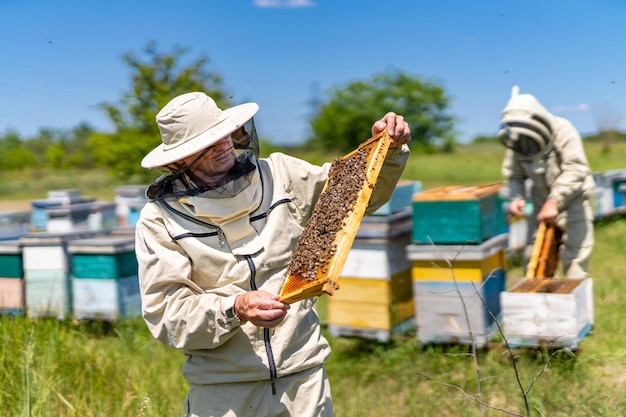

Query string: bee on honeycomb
[287,148,368,281]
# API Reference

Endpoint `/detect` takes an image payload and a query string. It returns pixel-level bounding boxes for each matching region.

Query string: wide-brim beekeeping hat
[141,92,259,169]
[498,86,554,160]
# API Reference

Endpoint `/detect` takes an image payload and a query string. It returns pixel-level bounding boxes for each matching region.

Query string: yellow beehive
[327,230,415,341]
[407,234,508,346]
[407,233,508,282]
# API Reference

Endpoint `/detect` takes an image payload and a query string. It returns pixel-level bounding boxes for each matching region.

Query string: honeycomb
[279,130,392,304]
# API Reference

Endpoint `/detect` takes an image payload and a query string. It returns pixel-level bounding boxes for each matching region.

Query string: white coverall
[500,93,595,278]
[135,146,409,416]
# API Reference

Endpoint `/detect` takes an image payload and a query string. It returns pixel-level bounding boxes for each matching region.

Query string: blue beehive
[412,182,503,245]
[604,169,626,209]
[20,229,107,319]
[68,235,141,321]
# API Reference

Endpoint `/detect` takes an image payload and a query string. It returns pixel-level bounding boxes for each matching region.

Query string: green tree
[91,41,232,180]
[0,129,35,170]
[305,71,456,153]
[471,134,500,144]
[22,129,55,166]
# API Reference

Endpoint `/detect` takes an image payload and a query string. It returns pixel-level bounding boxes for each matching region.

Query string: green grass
[3,140,623,202]
[1,140,625,416]
[2,218,625,417]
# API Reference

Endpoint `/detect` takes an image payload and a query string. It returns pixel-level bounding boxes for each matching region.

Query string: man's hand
[538,198,559,224]
[508,198,526,217]
[235,291,290,328]
[372,112,412,148]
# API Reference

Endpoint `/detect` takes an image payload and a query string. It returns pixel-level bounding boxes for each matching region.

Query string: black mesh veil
[146,118,260,201]
[232,118,260,159]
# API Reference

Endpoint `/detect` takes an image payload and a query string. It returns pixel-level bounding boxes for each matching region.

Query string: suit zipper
[245,255,278,395]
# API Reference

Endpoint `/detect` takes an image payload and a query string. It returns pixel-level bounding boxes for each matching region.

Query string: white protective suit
[500,90,595,278]
[135,145,409,416]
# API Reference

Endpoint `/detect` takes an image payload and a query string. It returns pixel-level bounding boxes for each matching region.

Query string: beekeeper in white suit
[134,91,411,417]
[499,86,595,278]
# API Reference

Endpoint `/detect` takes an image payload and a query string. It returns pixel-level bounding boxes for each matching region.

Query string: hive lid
[406,233,508,261]
[68,235,136,254]
[413,182,503,202]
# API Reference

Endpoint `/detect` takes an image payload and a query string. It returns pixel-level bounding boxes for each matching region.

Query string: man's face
[180,136,236,184]
[512,134,543,158]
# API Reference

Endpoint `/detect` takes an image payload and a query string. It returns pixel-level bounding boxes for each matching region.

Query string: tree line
[10,40,592,182]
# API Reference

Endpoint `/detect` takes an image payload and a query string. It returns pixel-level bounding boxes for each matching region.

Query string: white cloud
[254,0,316,7]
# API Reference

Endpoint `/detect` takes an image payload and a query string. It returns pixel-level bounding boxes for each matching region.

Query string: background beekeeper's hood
[142,92,259,169]
[498,86,554,160]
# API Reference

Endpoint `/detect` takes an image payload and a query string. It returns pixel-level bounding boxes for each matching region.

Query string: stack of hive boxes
[0,210,31,240]
[30,189,117,233]
[603,169,626,214]
[69,235,141,321]
[114,185,148,228]
[408,182,508,347]
[327,180,419,342]
[0,240,24,315]
[592,173,615,220]
[19,229,106,319]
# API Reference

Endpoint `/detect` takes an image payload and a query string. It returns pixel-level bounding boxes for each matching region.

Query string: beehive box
[30,191,96,231]
[0,240,24,314]
[0,239,23,278]
[0,210,31,240]
[114,185,148,226]
[68,235,141,320]
[44,201,117,233]
[327,232,414,342]
[592,172,615,219]
[72,275,141,320]
[20,230,106,318]
[413,269,506,347]
[408,233,508,282]
[412,182,503,245]
[507,215,528,254]
[372,180,420,216]
[69,236,137,278]
[354,208,413,240]
[500,278,593,349]
[407,233,508,347]
[24,269,71,319]
[604,169,626,209]
[0,278,24,314]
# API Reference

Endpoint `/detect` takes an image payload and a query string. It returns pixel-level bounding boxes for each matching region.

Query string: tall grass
[1,317,186,416]
[1,141,625,416]
[2,216,625,417]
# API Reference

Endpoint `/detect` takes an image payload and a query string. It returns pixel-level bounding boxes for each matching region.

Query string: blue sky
[2,0,625,146]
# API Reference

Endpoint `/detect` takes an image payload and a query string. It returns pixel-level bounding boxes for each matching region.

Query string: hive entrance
[279,130,393,304]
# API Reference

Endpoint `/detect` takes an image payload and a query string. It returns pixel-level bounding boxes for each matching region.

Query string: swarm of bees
[287,147,369,281]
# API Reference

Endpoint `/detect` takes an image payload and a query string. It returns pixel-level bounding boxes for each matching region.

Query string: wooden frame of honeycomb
[525,220,563,282]
[278,130,393,304]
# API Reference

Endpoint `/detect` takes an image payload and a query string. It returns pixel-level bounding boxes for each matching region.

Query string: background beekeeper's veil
[498,86,554,160]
